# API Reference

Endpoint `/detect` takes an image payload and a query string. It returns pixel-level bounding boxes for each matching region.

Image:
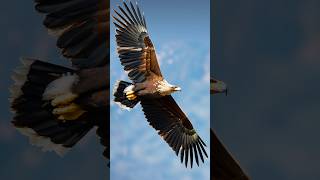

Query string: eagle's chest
[154,79,173,96]
[144,75,162,91]
[136,78,169,98]
[145,80,162,95]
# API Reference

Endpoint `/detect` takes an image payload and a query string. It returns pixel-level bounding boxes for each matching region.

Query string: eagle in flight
[112,2,208,168]
[9,0,109,161]
[211,77,250,179]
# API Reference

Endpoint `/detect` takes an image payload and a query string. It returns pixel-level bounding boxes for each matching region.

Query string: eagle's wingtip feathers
[15,127,70,156]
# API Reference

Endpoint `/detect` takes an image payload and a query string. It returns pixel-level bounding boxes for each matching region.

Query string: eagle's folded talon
[127,94,137,100]
[127,95,137,100]
[51,93,78,107]
[52,103,86,121]
[125,90,134,95]
[126,91,137,100]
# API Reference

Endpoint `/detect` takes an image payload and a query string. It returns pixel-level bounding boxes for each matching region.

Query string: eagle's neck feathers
[156,79,179,96]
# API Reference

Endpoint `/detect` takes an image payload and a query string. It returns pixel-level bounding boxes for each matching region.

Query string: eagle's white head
[157,80,181,96]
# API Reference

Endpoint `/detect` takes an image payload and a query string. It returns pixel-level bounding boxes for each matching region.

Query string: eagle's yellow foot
[53,103,81,114]
[126,90,137,100]
[57,110,86,121]
[51,93,78,107]
[50,93,86,121]
[53,103,86,121]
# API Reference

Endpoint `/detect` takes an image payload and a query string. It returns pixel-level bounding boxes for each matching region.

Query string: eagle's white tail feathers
[42,74,79,101]
[113,80,132,111]
[124,84,134,94]
[113,80,139,110]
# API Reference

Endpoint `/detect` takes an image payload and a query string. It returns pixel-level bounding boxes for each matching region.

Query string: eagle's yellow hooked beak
[173,86,181,91]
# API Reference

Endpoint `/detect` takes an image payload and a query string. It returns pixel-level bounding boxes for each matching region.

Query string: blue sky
[110,0,210,179]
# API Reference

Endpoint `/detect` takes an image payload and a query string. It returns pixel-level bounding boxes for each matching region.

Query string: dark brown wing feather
[140,95,208,168]
[211,129,250,180]
[113,1,162,83]
[34,0,109,68]
[95,110,109,161]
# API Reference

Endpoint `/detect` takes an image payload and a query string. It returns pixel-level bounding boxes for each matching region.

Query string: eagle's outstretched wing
[34,0,109,68]
[113,1,162,83]
[140,95,208,168]
[211,130,250,180]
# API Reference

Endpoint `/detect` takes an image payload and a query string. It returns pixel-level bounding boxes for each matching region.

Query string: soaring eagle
[9,0,109,161]
[112,2,208,168]
[211,77,250,179]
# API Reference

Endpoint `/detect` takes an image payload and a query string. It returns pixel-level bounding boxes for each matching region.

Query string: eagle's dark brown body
[133,73,163,97]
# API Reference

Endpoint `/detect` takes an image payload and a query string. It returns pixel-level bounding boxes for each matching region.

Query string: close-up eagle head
[211,77,228,95]
[155,79,182,96]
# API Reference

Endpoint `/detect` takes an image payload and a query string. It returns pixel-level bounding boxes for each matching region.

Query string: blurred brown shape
[211,77,249,180]
[211,130,250,180]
